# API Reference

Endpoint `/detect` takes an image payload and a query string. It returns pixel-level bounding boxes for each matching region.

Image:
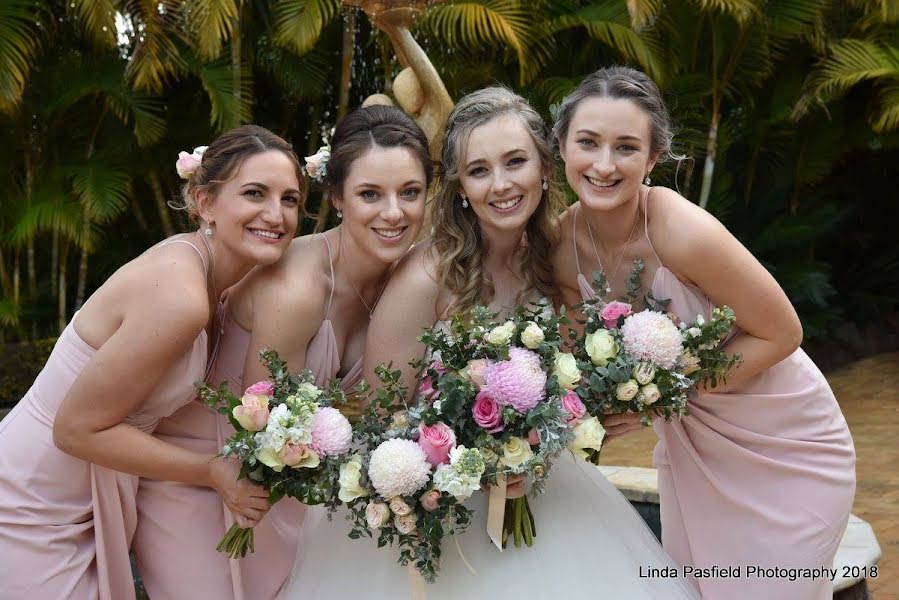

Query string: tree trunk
[698,109,719,210]
[149,171,176,237]
[0,247,10,299]
[230,5,243,129]
[131,197,150,232]
[74,210,90,310]
[13,249,20,306]
[51,232,58,297]
[26,239,36,299]
[58,242,69,334]
[338,11,356,119]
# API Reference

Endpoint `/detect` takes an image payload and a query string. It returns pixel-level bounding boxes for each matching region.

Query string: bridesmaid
[551,66,856,599]
[133,105,431,600]
[0,125,303,599]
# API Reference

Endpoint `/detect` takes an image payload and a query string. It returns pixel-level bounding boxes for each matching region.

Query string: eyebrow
[575,129,643,142]
[354,179,424,189]
[241,182,302,195]
[464,148,528,169]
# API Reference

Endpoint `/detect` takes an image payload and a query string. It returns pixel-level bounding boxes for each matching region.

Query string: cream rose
[487,321,516,346]
[569,416,606,460]
[616,379,640,401]
[554,352,582,390]
[394,514,418,535]
[365,502,390,529]
[520,321,545,349]
[585,329,618,366]
[388,497,413,516]
[338,455,369,502]
[639,383,662,405]
[500,436,534,468]
[632,362,657,385]
[256,446,287,472]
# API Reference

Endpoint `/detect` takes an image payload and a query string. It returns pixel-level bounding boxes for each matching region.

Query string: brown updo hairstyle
[174,124,306,223]
[552,66,681,164]
[432,86,564,316]
[321,105,434,200]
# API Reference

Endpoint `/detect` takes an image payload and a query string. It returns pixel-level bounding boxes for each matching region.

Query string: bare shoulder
[647,187,730,262]
[375,241,443,321]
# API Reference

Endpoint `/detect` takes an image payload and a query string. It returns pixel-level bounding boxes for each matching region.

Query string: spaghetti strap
[158,238,208,276]
[642,188,664,268]
[572,204,584,278]
[321,234,336,319]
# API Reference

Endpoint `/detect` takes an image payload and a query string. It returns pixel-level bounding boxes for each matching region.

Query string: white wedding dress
[280,451,699,599]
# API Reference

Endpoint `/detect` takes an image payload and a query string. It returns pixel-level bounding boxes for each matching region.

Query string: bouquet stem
[506,497,535,548]
[216,523,255,558]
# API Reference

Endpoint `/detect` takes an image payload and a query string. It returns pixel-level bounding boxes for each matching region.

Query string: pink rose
[420,490,441,512]
[232,394,270,432]
[601,301,633,329]
[416,422,456,467]
[527,427,540,446]
[245,380,274,397]
[472,390,504,433]
[417,375,438,402]
[279,443,320,468]
[465,359,488,390]
[561,391,586,423]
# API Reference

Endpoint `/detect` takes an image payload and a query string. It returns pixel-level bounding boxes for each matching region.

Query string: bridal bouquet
[409,305,606,549]
[199,349,354,558]
[336,366,486,583]
[572,297,740,459]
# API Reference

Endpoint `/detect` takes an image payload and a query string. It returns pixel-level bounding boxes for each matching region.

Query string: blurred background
[1,0,897,395]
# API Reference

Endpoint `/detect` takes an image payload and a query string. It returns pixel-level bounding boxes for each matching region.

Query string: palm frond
[419,1,537,84]
[123,0,186,91]
[257,43,330,100]
[184,54,254,131]
[69,0,117,48]
[183,0,240,60]
[692,0,761,24]
[66,160,132,224]
[794,38,899,118]
[0,1,41,114]
[273,0,339,56]
[873,79,899,131]
[625,0,664,31]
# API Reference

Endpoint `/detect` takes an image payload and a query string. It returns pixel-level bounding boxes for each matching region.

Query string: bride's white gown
[279,450,700,599]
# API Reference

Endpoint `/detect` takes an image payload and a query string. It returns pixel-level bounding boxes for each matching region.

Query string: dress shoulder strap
[642,188,664,268]
[321,233,336,320]
[573,204,584,277]
[158,238,208,276]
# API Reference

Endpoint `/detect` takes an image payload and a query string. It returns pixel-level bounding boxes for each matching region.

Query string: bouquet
[336,367,486,583]
[199,349,354,558]
[406,304,601,553]
[572,294,741,461]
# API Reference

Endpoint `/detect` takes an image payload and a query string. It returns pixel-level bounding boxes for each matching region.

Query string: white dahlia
[620,311,683,370]
[367,439,432,499]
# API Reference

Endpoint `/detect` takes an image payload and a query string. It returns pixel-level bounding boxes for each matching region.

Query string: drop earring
[336,209,343,220]
[644,174,652,185]
[203,223,213,237]
[460,194,468,209]
[542,177,549,191]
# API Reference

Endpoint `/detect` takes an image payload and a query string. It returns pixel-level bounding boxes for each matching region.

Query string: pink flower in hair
[176,146,208,179]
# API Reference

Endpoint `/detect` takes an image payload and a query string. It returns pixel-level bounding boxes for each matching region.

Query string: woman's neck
[334,226,391,294]
[581,193,643,254]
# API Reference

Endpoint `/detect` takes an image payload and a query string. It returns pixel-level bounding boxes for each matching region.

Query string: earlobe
[195,189,215,223]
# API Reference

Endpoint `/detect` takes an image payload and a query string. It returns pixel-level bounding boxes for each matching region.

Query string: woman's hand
[208,457,271,528]
[602,412,644,443]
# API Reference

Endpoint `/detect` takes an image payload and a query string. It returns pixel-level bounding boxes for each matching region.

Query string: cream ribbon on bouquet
[486,473,507,551]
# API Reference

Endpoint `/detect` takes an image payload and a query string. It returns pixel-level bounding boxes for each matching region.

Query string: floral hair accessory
[304,145,331,183]
[176,146,208,180]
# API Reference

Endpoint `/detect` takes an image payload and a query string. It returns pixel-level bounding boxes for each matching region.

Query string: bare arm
[653,188,803,390]
[364,248,442,403]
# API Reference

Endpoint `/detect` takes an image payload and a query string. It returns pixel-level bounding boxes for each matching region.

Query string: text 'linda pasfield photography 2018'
[639,565,846,581]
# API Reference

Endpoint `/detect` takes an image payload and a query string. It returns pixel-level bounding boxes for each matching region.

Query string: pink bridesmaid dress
[574,194,856,600]
[133,233,364,600]
[0,239,211,600]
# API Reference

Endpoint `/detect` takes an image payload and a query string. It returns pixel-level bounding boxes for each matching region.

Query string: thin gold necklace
[583,204,640,296]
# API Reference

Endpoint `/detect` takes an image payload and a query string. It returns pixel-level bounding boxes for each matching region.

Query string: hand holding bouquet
[199,349,354,558]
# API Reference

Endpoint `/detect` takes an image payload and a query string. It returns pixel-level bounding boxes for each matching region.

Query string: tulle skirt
[280,452,700,599]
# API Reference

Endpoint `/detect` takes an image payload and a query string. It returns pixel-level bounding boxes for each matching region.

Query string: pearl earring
[336,209,343,220]
[542,177,549,191]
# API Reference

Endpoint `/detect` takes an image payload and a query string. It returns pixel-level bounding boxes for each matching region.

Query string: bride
[280,86,700,599]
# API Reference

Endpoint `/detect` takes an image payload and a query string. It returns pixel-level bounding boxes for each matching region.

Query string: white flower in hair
[304,146,331,183]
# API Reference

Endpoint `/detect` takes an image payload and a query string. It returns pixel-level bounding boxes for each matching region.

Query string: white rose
[585,330,618,366]
[568,416,607,460]
[487,321,516,346]
[520,321,545,349]
[639,383,662,405]
[615,379,640,401]
[337,455,369,502]
[500,436,534,468]
[554,352,582,390]
[394,513,418,535]
[632,362,656,385]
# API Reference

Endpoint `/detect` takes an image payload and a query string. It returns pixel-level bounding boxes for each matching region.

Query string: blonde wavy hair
[431,86,564,316]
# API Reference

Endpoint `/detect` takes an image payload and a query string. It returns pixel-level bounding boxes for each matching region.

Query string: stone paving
[599,352,899,598]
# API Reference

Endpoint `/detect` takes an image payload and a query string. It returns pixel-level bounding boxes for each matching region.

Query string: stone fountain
[342,0,455,159]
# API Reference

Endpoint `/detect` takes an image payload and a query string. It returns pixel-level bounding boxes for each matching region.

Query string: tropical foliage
[1,0,896,343]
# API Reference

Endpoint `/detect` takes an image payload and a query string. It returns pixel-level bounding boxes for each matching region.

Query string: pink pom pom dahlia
[483,347,547,413]
[310,407,352,457]
[620,311,683,370]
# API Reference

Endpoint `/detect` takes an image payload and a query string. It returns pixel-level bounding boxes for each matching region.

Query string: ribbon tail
[407,563,428,600]
[486,474,507,551]
[454,535,478,576]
